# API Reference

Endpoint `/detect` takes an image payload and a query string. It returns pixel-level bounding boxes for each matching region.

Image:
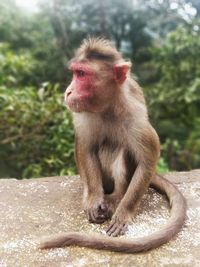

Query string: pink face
[70,62,95,96]
[65,60,129,113]
[65,62,98,112]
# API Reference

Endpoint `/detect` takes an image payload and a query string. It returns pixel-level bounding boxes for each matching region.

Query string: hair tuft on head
[75,37,122,62]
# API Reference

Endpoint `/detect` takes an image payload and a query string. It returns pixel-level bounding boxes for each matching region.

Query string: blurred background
[0,0,199,179]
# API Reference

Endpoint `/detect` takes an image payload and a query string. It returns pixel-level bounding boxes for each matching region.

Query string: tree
[147,23,200,170]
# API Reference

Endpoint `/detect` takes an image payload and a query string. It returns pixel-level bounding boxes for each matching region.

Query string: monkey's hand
[83,196,111,224]
[103,194,119,216]
[106,208,130,237]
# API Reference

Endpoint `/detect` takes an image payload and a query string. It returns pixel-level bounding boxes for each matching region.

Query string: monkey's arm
[106,163,153,236]
[107,127,160,236]
[75,139,107,223]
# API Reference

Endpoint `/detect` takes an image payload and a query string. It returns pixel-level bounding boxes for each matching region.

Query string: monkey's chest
[97,138,136,192]
[98,145,125,179]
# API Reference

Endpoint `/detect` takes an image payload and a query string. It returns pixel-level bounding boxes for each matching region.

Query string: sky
[15,0,38,12]
[15,0,197,19]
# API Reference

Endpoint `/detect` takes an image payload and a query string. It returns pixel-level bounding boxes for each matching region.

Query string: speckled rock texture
[0,170,200,267]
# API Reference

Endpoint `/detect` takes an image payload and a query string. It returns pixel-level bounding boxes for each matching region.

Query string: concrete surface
[0,170,200,267]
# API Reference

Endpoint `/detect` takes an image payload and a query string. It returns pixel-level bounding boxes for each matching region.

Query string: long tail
[39,175,186,253]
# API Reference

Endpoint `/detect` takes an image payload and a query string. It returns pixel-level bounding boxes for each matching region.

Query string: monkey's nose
[66,91,72,98]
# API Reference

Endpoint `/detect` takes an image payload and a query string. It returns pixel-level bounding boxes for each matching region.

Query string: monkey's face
[65,61,116,113]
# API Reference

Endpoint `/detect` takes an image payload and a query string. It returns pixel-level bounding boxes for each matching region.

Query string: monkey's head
[65,38,131,113]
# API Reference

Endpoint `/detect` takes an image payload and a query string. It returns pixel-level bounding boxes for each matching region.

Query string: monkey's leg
[103,193,123,220]
[104,176,128,218]
[76,142,110,224]
[106,164,152,236]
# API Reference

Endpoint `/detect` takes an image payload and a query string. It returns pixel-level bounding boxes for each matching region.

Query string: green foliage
[186,117,200,168]
[0,0,200,178]
[0,0,68,85]
[157,157,169,173]
[0,43,36,86]
[0,84,75,178]
[146,24,200,170]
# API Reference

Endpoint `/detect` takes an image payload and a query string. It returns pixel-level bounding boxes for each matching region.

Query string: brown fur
[39,38,186,252]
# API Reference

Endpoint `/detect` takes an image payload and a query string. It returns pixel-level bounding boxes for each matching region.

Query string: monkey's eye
[76,70,86,77]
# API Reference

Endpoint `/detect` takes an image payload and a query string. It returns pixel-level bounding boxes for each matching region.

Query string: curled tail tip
[38,235,59,249]
[38,239,49,250]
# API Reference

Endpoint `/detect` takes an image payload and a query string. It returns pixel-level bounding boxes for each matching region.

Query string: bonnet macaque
[40,38,186,253]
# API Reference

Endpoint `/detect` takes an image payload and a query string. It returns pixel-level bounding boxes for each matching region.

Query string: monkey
[39,38,186,253]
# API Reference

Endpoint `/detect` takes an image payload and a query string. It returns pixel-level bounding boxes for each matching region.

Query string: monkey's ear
[113,62,131,84]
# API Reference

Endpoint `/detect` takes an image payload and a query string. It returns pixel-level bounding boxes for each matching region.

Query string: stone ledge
[0,170,200,266]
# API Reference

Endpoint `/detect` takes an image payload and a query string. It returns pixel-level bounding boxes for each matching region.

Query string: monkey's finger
[106,221,115,232]
[120,224,128,235]
[93,208,104,221]
[110,223,127,237]
[95,213,108,224]
[106,220,118,236]
[86,208,96,222]
[99,203,107,212]
[89,210,97,222]
[85,210,90,221]
[106,218,117,231]
[88,209,106,224]
[107,224,118,236]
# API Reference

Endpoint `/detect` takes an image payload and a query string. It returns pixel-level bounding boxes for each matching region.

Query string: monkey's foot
[106,211,129,237]
[84,199,111,224]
